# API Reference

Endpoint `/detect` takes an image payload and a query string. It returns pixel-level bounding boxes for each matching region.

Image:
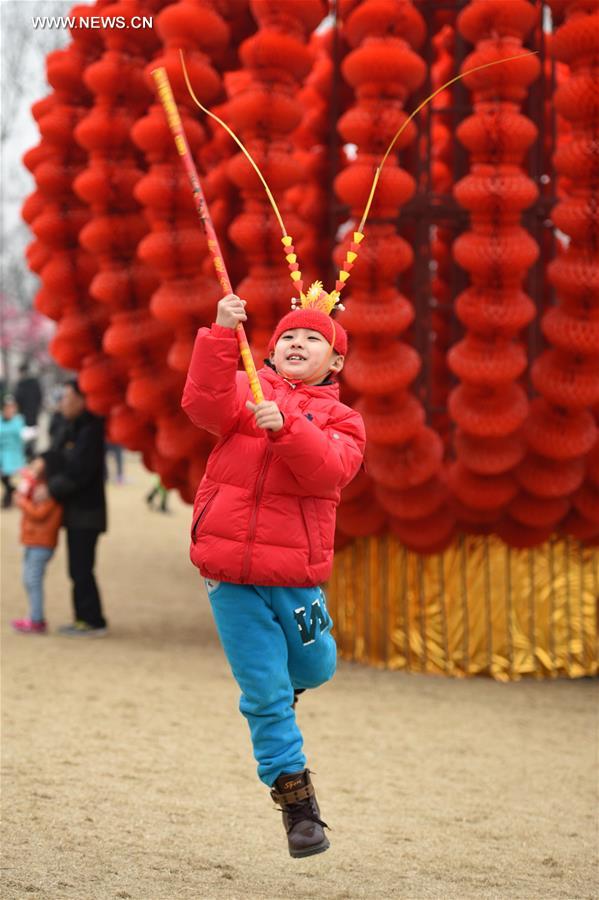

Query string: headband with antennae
[180,48,537,316]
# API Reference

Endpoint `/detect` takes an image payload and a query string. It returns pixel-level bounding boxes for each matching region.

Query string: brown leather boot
[270,769,330,858]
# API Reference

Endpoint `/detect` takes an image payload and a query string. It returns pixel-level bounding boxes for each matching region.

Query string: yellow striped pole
[151,66,264,403]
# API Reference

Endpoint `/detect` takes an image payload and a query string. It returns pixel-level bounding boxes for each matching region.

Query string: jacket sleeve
[16,496,59,521]
[267,406,366,493]
[181,323,249,436]
[43,417,104,501]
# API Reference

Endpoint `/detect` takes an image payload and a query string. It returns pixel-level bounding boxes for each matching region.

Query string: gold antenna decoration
[355,51,538,235]
[181,49,538,315]
[328,51,539,305]
[179,51,304,298]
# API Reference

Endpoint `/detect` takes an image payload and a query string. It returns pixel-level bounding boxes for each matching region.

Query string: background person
[11,460,62,634]
[37,380,108,636]
[0,395,26,508]
[15,362,43,460]
[145,476,170,513]
[105,442,125,485]
[47,384,65,443]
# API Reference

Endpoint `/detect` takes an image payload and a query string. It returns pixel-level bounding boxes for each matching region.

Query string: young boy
[182,293,365,858]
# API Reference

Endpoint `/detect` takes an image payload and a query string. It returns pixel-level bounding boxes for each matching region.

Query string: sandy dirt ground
[1,454,597,900]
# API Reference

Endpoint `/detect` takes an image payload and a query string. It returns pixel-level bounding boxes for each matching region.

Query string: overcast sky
[0,0,93,300]
[1,1,91,215]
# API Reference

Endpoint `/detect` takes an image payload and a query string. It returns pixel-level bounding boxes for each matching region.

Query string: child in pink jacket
[182,293,365,858]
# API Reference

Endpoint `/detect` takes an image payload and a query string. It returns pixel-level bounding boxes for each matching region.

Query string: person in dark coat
[36,380,108,636]
[15,363,43,460]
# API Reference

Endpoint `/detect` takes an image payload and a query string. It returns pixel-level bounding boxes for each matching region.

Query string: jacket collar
[261,361,339,399]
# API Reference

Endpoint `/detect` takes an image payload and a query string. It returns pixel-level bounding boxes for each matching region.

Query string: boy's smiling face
[271,328,344,385]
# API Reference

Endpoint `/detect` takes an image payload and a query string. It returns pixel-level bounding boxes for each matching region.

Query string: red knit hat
[270,309,348,356]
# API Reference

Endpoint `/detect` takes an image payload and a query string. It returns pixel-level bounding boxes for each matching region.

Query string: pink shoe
[11,618,47,634]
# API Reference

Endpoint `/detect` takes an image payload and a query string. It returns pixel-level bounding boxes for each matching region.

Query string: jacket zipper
[240,387,294,580]
[191,488,218,543]
[240,445,272,580]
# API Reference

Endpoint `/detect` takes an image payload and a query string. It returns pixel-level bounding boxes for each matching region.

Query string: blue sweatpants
[205,580,337,787]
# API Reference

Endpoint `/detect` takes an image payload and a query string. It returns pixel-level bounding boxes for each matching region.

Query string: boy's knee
[299,672,330,690]
[292,646,336,690]
[309,659,336,689]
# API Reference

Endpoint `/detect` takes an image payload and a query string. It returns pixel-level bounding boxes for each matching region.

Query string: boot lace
[281,796,328,833]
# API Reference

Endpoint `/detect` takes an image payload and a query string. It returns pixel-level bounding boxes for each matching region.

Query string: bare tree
[0,1,91,381]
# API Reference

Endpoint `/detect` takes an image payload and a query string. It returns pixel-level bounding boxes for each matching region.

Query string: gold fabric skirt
[327,535,598,680]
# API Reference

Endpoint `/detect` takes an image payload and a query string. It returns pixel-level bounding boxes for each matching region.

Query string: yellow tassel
[353,232,365,244]
[339,271,350,282]
[286,253,297,264]
[346,251,357,263]
[282,235,293,247]
[290,271,302,282]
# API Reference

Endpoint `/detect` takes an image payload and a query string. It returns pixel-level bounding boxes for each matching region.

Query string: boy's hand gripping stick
[151,67,264,404]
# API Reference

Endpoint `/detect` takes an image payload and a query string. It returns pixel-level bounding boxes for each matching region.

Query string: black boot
[270,769,330,858]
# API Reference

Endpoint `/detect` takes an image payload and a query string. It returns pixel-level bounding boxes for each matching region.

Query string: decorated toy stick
[150,66,264,404]
[180,49,537,317]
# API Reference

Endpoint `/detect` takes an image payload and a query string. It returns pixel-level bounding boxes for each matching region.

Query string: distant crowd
[1,364,170,638]
[1,370,108,636]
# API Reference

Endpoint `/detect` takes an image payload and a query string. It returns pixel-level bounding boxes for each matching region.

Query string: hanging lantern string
[181,48,537,240]
[357,50,538,233]
[180,50,288,238]
[150,65,264,404]
[179,48,537,305]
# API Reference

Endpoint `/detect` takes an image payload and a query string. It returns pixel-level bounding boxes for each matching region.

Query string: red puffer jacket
[182,324,366,586]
